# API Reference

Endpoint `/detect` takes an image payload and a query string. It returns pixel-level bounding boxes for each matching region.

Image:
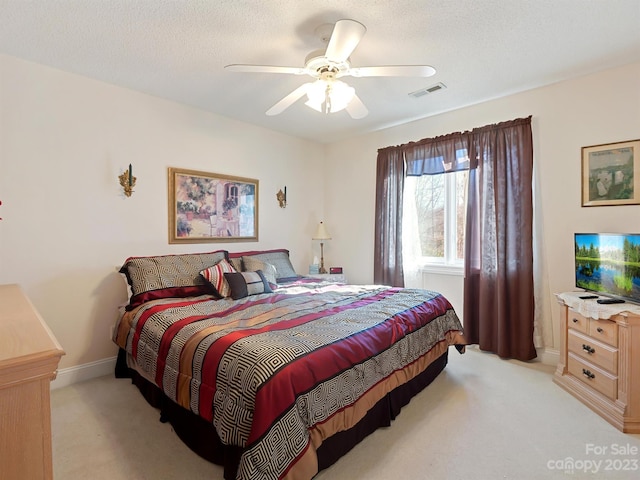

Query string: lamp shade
[305,79,355,114]
[312,221,331,240]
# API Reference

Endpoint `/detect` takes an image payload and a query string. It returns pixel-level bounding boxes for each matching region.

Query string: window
[403,150,469,270]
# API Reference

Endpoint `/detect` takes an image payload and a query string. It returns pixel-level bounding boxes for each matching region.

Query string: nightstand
[308,273,347,284]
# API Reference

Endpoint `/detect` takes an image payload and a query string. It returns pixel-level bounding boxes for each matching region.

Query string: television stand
[554,292,640,433]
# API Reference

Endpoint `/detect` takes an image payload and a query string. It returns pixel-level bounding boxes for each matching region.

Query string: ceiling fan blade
[347,65,437,77]
[324,19,366,63]
[225,64,307,75]
[266,83,311,116]
[345,93,368,119]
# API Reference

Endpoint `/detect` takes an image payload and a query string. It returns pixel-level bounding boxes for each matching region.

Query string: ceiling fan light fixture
[328,80,355,112]
[229,19,430,120]
[305,79,355,114]
[305,80,327,112]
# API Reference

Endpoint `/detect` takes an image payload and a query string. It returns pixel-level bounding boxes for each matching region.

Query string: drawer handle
[582,344,595,354]
[572,318,579,323]
[596,327,604,333]
[582,369,595,379]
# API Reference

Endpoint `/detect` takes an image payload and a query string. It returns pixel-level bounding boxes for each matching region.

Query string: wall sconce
[118,164,136,197]
[276,186,287,208]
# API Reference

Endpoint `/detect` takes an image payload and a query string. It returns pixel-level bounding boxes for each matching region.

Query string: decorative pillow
[228,256,244,273]
[242,256,277,286]
[240,250,297,281]
[200,259,237,298]
[224,271,273,300]
[119,250,227,308]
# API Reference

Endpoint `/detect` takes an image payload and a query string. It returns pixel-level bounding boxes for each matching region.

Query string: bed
[113,249,466,480]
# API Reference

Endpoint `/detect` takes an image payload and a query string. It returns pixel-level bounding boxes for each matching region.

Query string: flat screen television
[574,232,640,304]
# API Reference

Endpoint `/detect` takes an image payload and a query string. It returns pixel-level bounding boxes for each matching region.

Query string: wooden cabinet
[0,284,65,480]
[554,292,640,433]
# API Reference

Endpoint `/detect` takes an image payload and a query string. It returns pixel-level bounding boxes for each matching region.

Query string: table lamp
[312,221,331,274]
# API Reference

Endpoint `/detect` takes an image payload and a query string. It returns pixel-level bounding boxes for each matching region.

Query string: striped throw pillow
[200,259,236,298]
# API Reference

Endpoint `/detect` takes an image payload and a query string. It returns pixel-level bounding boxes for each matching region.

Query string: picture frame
[582,139,640,207]
[168,167,258,243]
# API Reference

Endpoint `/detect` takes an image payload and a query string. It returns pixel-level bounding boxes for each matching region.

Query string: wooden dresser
[554,292,640,433]
[0,284,65,480]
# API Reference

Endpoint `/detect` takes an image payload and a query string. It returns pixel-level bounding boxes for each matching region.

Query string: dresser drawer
[567,310,589,334]
[567,329,617,374]
[588,318,618,347]
[568,353,617,400]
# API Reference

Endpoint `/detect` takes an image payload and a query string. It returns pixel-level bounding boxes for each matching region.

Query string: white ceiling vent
[409,82,447,98]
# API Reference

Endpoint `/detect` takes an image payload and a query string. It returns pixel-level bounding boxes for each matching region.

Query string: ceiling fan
[224,19,436,119]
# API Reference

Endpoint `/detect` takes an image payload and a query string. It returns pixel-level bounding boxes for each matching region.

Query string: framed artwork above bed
[168,167,258,243]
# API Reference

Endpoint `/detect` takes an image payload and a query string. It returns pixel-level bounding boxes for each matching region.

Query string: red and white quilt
[114,280,465,480]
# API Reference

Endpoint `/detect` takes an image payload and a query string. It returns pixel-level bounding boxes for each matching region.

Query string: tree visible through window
[405,168,468,266]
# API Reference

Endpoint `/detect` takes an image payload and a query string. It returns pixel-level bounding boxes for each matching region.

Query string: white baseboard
[51,356,117,390]
[537,347,559,366]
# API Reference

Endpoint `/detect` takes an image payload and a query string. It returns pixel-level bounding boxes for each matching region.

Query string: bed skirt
[115,348,449,479]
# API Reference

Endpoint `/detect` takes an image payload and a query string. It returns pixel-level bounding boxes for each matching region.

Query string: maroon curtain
[375,116,535,360]
[404,132,470,175]
[463,117,536,361]
[374,147,405,287]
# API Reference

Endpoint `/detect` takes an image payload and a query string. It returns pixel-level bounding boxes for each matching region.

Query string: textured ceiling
[1,0,640,143]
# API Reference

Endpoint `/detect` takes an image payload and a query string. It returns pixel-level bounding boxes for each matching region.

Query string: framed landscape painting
[582,139,640,207]
[168,167,258,243]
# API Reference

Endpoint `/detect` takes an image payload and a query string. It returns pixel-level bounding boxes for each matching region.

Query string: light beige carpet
[51,347,640,479]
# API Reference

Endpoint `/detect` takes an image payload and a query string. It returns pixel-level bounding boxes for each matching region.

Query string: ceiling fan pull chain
[324,83,331,114]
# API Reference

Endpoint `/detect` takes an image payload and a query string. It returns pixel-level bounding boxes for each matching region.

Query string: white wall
[2,52,639,373]
[325,61,640,353]
[421,271,464,321]
[0,54,325,370]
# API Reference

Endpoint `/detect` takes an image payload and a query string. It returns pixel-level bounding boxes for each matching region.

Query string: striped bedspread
[114,280,465,480]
